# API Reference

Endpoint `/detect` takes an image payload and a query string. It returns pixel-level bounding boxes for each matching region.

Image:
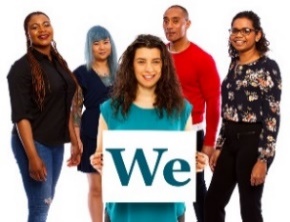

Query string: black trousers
[193,130,207,222]
[204,121,271,222]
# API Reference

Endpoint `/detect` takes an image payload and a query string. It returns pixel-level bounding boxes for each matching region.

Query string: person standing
[72,25,118,222]
[204,10,282,222]
[163,5,221,222]
[90,34,209,222]
[7,11,81,222]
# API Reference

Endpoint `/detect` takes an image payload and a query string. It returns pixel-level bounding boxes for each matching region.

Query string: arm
[251,60,282,186]
[209,121,225,172]
[90,114,108,173]
[16,119,47,181]
[199,55,221,152]
[67,110,81,167]
[72,89,84,153]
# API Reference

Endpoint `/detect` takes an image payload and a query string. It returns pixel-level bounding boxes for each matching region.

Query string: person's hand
[196,152,209,172]
[250,160,267,186]
[67,143,81,167]
[90,152,103,174]
[201,145,214,159]
[28,155,47,181]
[209,149,221,172]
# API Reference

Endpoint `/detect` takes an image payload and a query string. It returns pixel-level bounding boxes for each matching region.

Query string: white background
[0,0,288,221]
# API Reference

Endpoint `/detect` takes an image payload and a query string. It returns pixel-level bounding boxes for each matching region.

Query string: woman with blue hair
[72,25,118,222]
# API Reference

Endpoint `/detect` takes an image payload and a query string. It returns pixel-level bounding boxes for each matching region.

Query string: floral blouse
[216,56,282,162]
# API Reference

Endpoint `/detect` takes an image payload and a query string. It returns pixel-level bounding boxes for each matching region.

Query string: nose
[99,43,105,49]
[166,21,173,29]
[145,62,154,72]
[38,25,46,32]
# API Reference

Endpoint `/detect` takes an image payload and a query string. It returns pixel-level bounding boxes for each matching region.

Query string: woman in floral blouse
[204,10,282,222]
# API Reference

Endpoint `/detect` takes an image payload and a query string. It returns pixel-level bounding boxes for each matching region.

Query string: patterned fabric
[216,56,282,162]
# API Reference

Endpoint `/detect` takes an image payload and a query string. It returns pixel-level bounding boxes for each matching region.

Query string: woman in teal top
[91,34,209,222]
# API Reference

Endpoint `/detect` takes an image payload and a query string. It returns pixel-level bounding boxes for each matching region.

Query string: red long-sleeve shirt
[170,42,221,146]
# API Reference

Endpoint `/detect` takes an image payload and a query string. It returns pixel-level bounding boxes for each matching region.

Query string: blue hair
[85,25,118,79]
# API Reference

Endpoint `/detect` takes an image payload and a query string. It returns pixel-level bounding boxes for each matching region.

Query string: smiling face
[229,17,261,54]
[92,38,112,61]
[133,47,162,91]
[26,13,53,53]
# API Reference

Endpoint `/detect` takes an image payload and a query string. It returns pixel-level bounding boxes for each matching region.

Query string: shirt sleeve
[198,55,221,147]
[7,61,35,123]
[258,60,282,162]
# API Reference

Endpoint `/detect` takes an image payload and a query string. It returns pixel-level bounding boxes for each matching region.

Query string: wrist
[257,158,267,164]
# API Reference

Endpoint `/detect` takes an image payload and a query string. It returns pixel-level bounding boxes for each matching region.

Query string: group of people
[7,4,281,222]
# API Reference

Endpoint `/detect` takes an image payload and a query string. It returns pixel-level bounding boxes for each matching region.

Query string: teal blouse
[100,99,192,222]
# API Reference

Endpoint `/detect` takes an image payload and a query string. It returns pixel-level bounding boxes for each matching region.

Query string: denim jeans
[11,133,64,222]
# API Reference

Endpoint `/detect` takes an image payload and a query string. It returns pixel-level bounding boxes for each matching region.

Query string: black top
[73,65,112,139]
[216,56,282,162]
[7,49,76,146]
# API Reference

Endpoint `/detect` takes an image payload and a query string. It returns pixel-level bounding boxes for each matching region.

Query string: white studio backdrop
[0,0,288,221]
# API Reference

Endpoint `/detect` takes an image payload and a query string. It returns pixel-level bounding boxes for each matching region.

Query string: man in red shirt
[163,5,221,222]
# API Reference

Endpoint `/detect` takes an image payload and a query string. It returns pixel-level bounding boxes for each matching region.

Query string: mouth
[232,39,246,46]
[143,74,155,80]
[38,34,50,40]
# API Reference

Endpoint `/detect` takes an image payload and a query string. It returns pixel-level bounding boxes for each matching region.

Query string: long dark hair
[24,11,80,110]
[228,10,270,58]
[111,34,184,118]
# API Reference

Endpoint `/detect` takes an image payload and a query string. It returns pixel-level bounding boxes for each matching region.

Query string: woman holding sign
[90,34,208,222]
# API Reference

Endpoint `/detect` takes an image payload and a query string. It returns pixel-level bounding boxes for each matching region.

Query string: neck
[134,87,156,108]
[34,46,52,60]
[238,49,261,65]
[169,37,190,53]
[91,60,109,76]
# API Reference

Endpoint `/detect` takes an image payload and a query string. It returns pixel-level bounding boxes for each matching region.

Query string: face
[26,14,53,50]
[229,17,261,54]
[92,38,112,61]
[133,47,162,91]
[163,7,190,42]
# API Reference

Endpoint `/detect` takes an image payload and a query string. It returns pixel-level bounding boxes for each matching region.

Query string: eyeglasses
[228,28,256,36]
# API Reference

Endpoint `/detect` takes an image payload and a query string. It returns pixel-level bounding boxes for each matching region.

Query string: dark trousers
[193,130,207,222]
[204,121,271,222]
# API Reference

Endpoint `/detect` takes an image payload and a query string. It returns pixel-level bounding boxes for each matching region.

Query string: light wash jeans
[11,133,64,222]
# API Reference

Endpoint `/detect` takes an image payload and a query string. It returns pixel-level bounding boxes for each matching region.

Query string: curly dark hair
[111,34,185,118]
[24,11,80,110]
[228,10,270,58]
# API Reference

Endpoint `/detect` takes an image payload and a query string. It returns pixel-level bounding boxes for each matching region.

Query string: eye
[43,22,51,27]
[163,19,169,24]
[242,28,252,35]
[172,19,179,24]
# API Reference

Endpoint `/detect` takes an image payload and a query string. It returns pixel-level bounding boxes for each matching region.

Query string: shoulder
[7,54,30,80]
[181,99,192,117]
[262,56,279,68]
[189,42,213,58]
[100,99,112,111]
[260,56,281,76]
[73,64,87,75]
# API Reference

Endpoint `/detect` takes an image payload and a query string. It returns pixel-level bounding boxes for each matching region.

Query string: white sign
[102,130,196,202]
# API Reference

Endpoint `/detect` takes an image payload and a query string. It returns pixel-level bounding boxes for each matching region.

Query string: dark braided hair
[24,11,80,110]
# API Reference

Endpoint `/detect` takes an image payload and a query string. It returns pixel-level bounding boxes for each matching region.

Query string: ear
[186,19,191,29]
[255,31,262,42]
